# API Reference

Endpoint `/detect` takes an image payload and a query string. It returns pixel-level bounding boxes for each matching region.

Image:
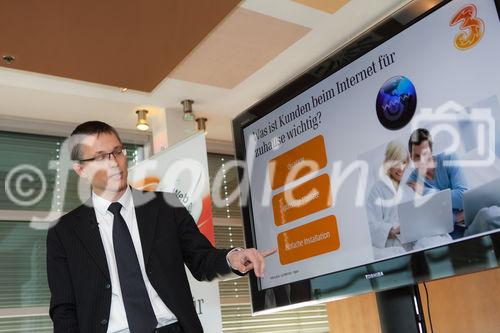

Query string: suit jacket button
[101,319,108,325]
[105,283,111,289]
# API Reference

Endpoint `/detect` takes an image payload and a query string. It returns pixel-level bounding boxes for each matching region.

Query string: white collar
[91,187,132,215]
[377,171,398,194]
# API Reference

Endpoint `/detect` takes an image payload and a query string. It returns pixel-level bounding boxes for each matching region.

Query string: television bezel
[232,0,500,314]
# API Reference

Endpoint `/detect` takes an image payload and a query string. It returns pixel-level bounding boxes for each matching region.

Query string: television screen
[232,0,500,313]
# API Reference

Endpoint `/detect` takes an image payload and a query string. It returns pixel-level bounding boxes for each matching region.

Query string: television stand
[376,284,427,333]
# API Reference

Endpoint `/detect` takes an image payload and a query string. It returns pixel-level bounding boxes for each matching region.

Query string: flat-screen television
[232,0,500,314]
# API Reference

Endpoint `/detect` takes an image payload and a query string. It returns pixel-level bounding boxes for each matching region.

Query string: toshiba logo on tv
[365,272,384,280]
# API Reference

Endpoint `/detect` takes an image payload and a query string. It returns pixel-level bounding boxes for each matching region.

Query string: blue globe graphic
[376,76,417,130]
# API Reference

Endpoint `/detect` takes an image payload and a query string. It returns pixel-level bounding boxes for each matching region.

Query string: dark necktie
[108,202,157,333]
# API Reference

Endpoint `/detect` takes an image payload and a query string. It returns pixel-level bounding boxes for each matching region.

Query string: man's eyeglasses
[79,147,127,163]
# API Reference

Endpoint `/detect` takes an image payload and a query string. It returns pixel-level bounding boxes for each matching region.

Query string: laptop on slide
[397,189,453,244]
[463,177,500,227]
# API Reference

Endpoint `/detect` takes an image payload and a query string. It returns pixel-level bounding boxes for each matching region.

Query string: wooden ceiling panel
[293,0,350,14]
[0,0,240,92]
[168,8,311,89]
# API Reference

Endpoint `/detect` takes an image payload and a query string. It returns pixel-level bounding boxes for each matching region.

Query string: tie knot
[108,202,123,215]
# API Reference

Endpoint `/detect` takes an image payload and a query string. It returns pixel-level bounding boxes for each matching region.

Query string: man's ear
[73,162,86,178]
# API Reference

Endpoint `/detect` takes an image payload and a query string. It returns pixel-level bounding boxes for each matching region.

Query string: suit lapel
[73,200,111,281]
[132,189,160,267]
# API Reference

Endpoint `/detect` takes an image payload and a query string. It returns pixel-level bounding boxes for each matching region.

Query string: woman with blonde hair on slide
[366,140,413,258]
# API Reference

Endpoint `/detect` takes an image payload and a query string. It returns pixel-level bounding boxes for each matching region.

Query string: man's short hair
[69,121,122,161]
[408,128,433,154]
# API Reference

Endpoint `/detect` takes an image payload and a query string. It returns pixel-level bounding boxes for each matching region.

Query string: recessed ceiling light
[2,55,15,64]
[120,87,128,92]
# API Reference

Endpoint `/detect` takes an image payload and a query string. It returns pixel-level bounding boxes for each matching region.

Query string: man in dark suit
[46,121,274,333]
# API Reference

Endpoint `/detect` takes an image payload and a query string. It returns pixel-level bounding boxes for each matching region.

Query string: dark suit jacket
[46,188,233,333]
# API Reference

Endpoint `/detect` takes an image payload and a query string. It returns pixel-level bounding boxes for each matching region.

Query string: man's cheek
[92,169,108,183]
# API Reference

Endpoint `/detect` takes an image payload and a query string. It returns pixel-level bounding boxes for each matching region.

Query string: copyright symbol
[5,164,47,207]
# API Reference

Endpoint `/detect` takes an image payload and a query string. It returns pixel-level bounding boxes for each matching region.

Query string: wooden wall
[327,268,500,333]
[327,292,381,333]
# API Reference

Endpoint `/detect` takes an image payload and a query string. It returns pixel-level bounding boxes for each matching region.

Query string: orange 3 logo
[450,4,484,50]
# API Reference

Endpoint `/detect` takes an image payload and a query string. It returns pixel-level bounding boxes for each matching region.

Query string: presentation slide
[243,0,500,289]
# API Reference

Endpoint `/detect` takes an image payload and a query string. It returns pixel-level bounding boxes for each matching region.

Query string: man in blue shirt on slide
[406,128,468,239]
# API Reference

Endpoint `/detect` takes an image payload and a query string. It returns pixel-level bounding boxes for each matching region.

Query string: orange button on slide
[277,215,340,265]
[272,173,332,226]
[268,135,327,190]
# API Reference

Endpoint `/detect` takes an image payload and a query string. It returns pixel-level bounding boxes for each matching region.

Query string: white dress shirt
[92,188,177,333]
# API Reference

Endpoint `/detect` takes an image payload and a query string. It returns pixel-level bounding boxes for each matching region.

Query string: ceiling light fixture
[2,55,15,64]
[181,99,195,121]
[196,117,208,135]
[120,87,128,92]
[135,109,150,131]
